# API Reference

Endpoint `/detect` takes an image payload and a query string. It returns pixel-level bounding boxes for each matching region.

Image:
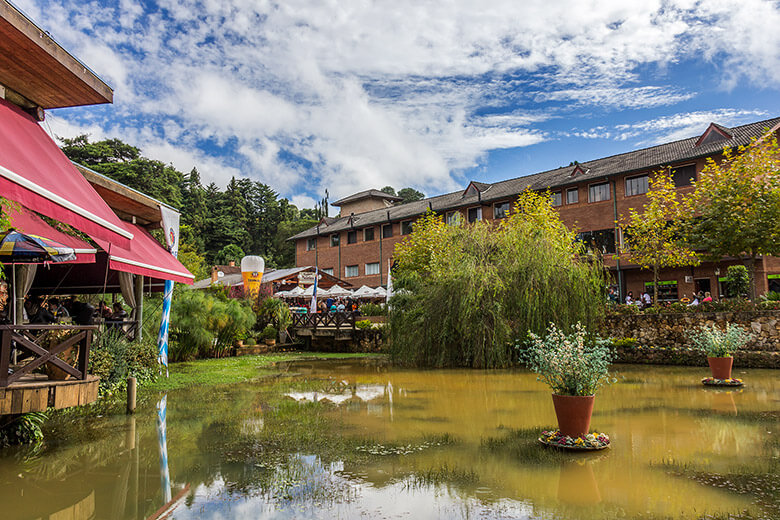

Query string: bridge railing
[290,312,357,330]
[0,324,97,387]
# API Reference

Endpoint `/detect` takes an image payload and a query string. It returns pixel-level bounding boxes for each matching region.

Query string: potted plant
[260,325,277,346]
[690,324,752,380]
[524,323,612,440]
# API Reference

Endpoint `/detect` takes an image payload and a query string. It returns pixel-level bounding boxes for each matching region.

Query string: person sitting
[625,291,633,305]
[48,298,69,319]
[688,294,700,306]
[98,301,112,319]
[25,297,56,324]
[702,291,713,303]
[71,301,95,325]
[111,302,128,320]
[336,300,346,313]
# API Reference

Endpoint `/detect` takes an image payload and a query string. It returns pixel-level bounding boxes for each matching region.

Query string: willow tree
[388,190,605,369]
[618,169,699,304]
[687,133,780,300]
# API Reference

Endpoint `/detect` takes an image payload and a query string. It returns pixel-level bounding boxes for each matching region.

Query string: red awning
[0,99,132,248]
[5,203,96,264]
[91,221,194,285]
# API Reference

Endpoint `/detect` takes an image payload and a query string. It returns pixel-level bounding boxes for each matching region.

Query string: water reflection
[0,362,777,520]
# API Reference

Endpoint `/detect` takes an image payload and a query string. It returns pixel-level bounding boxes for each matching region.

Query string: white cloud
[26,0,780,202]
[614,109,771,143]
[290,194,317,210]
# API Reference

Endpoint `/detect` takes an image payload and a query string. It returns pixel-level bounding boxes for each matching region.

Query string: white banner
[159,205,180,258]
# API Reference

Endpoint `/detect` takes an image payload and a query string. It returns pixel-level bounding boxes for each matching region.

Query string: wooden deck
[0,373,99,414]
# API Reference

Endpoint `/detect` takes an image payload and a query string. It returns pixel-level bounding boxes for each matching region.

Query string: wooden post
[78,329,92,380]
[134,275,144,341]
[127,376,136,414]
[0,329,11,387]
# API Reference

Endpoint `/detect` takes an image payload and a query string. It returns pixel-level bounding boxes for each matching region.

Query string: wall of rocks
[604,311,780,368]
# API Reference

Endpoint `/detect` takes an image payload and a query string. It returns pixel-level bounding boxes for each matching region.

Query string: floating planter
[701,377,744,387]
[538,430,610,451]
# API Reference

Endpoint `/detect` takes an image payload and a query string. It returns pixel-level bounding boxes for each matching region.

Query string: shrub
[360,303,386,316]
[260,325,277,341]
[521,323,612,396]
[725,265,750,298]
[612,337,638,348]
[170,290,256,360]
[255,296,292,331]
[245,338,257,346]
[760,291,780,302]
[90,330,157,396]
[0,412,46,447]
[689,324,753,357]
[355,319,373,330]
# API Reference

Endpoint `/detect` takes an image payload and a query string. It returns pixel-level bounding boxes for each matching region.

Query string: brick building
[290,118,780,301]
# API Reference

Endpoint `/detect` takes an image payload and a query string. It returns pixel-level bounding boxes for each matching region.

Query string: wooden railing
[0,324,97,387]
[291,312,357,330]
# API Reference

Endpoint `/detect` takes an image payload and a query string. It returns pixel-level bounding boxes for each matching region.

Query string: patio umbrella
[373,286,387,297]
[353,285,377,299]
[287,286,305,297]
[0,230,76,263]
[327,285,352,297]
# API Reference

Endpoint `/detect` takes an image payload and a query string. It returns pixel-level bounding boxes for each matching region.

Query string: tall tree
[397,187,425,204]
[380,186,397,196]
[686,133,780,299]
[619,169,699,304]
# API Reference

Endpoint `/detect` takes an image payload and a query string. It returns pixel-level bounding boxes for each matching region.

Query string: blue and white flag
[157,206,180,377]
[310,267,318,313]
[385,260,393,304]
[156,395,172,504]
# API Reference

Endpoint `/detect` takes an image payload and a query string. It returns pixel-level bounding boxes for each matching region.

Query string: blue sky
[16,0,780,210]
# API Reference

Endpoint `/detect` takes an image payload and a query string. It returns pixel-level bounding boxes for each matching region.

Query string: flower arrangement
[689,324,753,358]
[539,430,610,450]
[522,323,613,396]
[701,377,744,386]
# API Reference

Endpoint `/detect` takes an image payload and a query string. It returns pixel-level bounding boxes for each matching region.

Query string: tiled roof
[332,189,402,206]
[290,117,780,240]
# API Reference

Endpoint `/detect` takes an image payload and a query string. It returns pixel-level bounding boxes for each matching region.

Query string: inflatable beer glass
[241,256,265,298]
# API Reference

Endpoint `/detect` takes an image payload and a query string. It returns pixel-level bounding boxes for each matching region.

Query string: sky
[15,0,780,210]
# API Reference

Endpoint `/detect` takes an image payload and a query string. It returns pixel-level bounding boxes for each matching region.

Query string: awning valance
[0,99,132,248]
[91,221,194,285]
[4,203,96,264]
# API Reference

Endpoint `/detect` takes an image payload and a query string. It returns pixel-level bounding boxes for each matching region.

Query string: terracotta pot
[552,394,595,438]
[264,338,276,346]
[707,356,733,379]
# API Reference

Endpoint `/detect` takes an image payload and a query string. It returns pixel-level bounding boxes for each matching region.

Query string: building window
[671,164,696,187]
[330,234,340,247]
[364,227,375,241]
[365,262,380,275]
[446,211,461,226]
[566,188,579,204]
[493,202,510,219]
[382,223,393,238]
[322,268,334,275]
[588,182,610,203]
[345,265,359,278]
[550,191,562,206]
[347,230,357,244]
[401,220,413,235]
[625,174,649,196]
[578,228,616,254]
[467,207,482,223]
[306,238,317,251]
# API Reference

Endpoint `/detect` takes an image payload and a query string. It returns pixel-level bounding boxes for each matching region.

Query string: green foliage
[389,191,605,368]
[397,187,425,204]
[689,323,753,357]
[612,337,638,348]
[380,186,396,196]
[359,302,386,316]
[260,325,278,340]
[355,319,373,330]
[0,412,46,447]
[761,291,780,302]
[245,338,257,346]
[255,296,292,331]
[687,133,780,299]
[214,244,245,266]
[522,323,612,396]
[170,290,256,360]
[725,265,750,297]
[89,330,158,397]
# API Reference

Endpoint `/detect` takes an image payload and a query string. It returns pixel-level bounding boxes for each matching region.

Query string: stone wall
[604,310,780,368]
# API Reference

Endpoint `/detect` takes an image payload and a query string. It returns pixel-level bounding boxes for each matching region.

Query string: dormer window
[695,123,732,147]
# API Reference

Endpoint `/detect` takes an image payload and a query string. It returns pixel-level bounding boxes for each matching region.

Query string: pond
[1,360,778,520]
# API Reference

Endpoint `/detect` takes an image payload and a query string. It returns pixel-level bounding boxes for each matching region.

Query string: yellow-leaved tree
[619,170,699,304]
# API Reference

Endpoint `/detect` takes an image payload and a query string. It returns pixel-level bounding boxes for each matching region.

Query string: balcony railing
[291,312,357,330]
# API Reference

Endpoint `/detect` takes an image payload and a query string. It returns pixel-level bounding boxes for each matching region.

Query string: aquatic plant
[389,191,605,368]
[0,412,46,447]
[689,323,753,357]
[522,323,612,396]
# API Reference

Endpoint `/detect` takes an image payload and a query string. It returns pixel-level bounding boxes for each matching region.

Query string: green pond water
[1,360,778,520]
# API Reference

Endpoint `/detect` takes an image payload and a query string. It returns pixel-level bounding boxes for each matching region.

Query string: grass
[143,352,387,392]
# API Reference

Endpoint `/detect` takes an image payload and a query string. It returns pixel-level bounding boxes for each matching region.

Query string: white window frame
[588,182,611,203]
[306,238,317,251]
[467,206,482,223]
[364,227,375,241]
[400,220,413,235]
[625,174,649,197]
[493,202,510,219]
[550,191,562,206]
[365,262,380,275]
[322,267,334,276]
[345,265,359,278]
[566,188,578,204]
[330,234,340,247]
[446,211,461,226]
